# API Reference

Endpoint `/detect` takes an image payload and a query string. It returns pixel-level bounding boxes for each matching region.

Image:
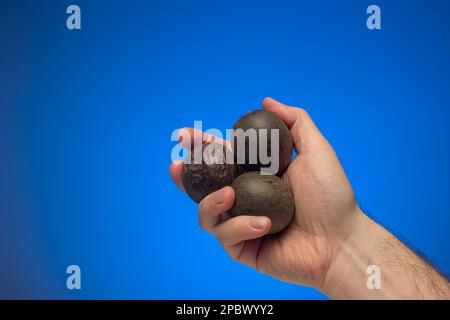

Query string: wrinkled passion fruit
[182,142,238,203]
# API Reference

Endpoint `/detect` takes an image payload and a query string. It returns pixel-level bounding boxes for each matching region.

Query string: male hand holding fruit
[170,97,449,299]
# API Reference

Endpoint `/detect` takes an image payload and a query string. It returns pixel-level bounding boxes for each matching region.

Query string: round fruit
[229,172,295,234]
[182,142,238,203]
[232,110,293,175]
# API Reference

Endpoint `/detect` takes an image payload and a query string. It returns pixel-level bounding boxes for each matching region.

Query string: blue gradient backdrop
[0,0,449,299]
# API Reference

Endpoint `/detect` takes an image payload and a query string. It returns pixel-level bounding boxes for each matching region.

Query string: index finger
[169,160,185,192]
[178,127,231,149]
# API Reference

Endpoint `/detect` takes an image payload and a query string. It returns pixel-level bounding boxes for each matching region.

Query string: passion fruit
[229,172,295,234]
[232,110,293,175]
[182,142,238,203]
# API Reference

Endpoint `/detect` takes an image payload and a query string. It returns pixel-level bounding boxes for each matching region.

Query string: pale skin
[170,97,450,299]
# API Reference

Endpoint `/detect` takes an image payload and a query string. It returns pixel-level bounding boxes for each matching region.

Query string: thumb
[262,97,328,154]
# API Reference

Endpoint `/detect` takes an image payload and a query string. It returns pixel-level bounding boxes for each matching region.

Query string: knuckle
[197,195,211,214]
[197,214,207,231]
[296,107,309,118]
[215,227,227,244]
[197,204,210,231]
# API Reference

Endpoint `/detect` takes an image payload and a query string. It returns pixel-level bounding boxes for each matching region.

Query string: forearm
[321,210,450,299]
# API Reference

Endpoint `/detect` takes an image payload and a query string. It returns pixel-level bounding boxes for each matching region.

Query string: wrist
[318,208,384,299]
[314,208,450,299]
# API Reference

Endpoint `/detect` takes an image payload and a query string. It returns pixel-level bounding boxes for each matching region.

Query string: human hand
[170,97,365,289]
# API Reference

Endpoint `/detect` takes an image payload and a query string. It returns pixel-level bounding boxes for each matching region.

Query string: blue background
[0,0,449,299]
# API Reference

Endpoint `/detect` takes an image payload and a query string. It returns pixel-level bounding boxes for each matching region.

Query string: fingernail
[250,216,269,230]
[212,188,227,205]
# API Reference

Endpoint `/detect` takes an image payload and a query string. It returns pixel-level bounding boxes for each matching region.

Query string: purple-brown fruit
[182,142,238,203]
[229,172,295,234]
[232,110,293,175]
